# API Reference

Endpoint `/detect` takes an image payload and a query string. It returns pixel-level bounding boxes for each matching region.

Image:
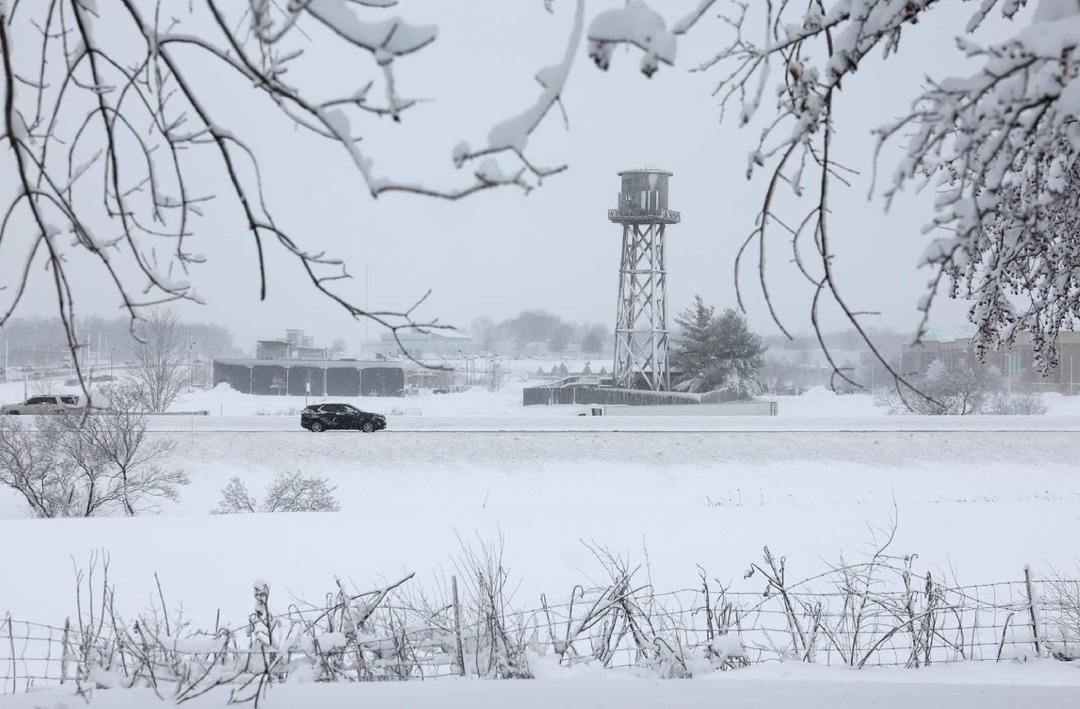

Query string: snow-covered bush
[875,361,1000,415]
[984,391,1050,416]
[213,472,339,514]
[1045,575,1080,661]
[876,360,1049,415]
[454,538,533,679]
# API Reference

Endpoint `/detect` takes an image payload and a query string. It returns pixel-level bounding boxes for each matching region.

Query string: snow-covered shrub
[454,538,532,679]
[875,361,1000,415]
[214,477,258,514]
[1044,576,1080,661]
[213,472,339,514]
[264,473,340,513]
[984,391,1049,416]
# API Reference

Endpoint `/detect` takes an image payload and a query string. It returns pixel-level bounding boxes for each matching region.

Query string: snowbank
[4,663,1079,708]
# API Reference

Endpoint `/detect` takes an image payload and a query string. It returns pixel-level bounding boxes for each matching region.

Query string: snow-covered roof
[214,358,414,370]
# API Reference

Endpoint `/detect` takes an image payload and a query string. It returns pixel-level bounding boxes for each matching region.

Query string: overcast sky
[0,1,1028,352]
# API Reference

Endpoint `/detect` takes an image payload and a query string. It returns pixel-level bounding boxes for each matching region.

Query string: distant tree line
[760,328,913,355]
[470,311,610,355]
[0,315,241,367]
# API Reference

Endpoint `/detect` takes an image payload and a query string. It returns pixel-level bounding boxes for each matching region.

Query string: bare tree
[0,407,185,518]
[85,385,185,513]
[0,417,76,517]
[0,0,588,394]
[128,309,187,413]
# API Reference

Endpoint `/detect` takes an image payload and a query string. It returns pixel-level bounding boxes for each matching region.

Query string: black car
[300,403,387,433]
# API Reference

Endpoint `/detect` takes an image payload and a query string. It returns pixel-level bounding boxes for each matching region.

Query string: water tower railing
[608,207,681,223]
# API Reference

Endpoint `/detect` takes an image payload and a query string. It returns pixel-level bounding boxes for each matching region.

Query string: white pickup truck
[1,394,85,415]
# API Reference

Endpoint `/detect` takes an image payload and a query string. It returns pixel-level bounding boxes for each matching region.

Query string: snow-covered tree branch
[590,0,1080,392]
[0,0,585,389]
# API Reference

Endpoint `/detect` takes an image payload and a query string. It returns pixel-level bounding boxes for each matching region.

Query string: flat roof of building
[214,358,414,370]
[618,168,672,176]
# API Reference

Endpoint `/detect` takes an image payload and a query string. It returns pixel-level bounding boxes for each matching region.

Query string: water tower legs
[613,222,670,391]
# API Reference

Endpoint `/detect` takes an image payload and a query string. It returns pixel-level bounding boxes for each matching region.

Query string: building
[370,329,477,358]
[901,331,1080,394]
[213,358,408,397]
[255,329,329,361]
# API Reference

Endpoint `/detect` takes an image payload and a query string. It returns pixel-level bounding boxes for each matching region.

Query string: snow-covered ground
[2,425,1078,628]
[2,378,1080,704]
[6,662,1080,708]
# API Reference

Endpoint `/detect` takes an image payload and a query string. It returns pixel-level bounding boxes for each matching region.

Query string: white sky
[0,0,1028,351]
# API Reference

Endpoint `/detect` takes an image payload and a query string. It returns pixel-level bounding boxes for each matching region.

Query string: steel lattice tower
[608,169,680,391]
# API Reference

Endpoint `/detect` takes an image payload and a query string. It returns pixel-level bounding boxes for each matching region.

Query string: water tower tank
[610,169,678,224]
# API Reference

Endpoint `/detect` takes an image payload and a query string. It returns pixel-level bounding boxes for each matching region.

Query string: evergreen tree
[712,308,767,397]
[670,296,765,396]
[671,295,717,389]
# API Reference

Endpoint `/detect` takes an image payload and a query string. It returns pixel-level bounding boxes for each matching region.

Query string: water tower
[608,169,680,391]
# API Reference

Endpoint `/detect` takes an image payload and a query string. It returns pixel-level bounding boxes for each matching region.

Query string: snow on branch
[587,1,716,77]
[880,1,1080,373]
[427,0,587,197]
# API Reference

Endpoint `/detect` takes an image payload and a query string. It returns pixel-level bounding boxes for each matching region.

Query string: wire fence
[4,567,1079,697]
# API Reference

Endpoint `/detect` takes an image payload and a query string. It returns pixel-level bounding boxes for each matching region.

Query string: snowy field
[6,663,1080,708]
[2,426,1079,623]
[2,380,1080,705]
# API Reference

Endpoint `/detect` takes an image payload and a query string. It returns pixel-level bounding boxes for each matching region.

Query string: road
[142,413,1080,433]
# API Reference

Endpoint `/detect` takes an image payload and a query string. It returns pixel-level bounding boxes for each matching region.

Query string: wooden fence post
[5,614,15,694]
[1024,565,1042,657]
[61,618,71,684]
[452,576,466,677]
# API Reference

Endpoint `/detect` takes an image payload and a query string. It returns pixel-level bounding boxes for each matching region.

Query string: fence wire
[3,576,1078,696]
